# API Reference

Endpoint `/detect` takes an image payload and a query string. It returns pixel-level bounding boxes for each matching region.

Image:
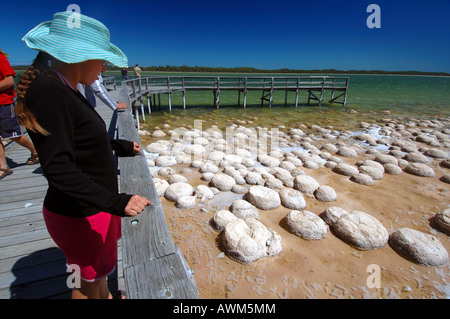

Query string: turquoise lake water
[105,72,449,134]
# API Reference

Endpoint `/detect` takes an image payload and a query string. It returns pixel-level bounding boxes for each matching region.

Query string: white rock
[314,185,337,202]
[213,210,238,231]
[176,195,197,209]
[279,188,306,210]
[183,144,206,155]
[374,154,398,166]
[244,171,265,185]
[424,148,447,159]
[270,167,294,187]
[167,174,188,184]
[337,146,358,157]
[145,142,168,153]
[358,165,384,180]
[242,157,256,167]
[330,210,389,250]
[220,154,243,167]
[231,185,248,194]
[303,160,320,169]
[332,163,359,177]
[320,206,349,225]
[194,185,215,201]
[433,209,450,235]
[199,162,219,174]
[284,210,328,240]
[158,167,176,177]
[207,150,225,163]
[155,156,177,167]
[193,137,210,145]
[210,173,236,191]
[264,177,284,190]
[389,228,449,267]
[151,130,166,137]
[222,218,282,264]
[153,178,169,197]
[404,163,435,177]
[201,172,215,181]
[350,173,375,185]
[279,160,296,171]
[383,163,402,175]
[164,182,195,201]
[175,154,191,164]
[403,152,430,163]
[293,175,320,194]
[257,154,280,167]
[358,159,385,172]
[230,199,259,219]
[190,160,204,168]
[246,185,281,210]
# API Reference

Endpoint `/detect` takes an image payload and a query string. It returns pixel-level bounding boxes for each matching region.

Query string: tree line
[12,64,449,76]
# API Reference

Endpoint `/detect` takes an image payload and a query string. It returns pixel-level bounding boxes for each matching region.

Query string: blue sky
[1,0,449,72]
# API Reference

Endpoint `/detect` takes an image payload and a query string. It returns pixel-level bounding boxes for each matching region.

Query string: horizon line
[11,64,450,76]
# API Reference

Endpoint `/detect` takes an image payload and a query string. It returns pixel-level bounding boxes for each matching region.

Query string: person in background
[133,64,141,78]
[120,67,129,80]
[0,48,39,180]
[15,11,150,298]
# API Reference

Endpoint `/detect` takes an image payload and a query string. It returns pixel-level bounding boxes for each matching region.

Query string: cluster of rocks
[211,203,448,267]
[142,116,449,266]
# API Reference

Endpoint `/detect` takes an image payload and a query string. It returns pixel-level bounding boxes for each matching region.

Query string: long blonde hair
[15,52,53,136]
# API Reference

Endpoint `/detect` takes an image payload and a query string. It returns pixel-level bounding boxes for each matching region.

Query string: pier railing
[115,86,199,299]
[121,75,349,127]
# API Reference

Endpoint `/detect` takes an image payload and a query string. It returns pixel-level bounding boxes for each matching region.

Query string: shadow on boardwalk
[9,248,70,299]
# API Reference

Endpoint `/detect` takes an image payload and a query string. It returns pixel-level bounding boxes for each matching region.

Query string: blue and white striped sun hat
[22,11,128,67]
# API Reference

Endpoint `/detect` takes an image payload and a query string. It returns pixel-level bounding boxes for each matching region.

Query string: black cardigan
[26,72,134,217]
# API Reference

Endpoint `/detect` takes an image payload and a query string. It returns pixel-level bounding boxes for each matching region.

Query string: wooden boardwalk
[124,75,349,108]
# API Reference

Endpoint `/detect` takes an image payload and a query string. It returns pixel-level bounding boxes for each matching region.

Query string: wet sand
[139,111,450,299]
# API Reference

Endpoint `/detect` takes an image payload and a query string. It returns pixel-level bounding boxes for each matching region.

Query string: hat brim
[23,21,128,68]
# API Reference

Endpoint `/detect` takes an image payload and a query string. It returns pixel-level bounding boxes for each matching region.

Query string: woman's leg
[99,277,113,299]
[71,277,111,299]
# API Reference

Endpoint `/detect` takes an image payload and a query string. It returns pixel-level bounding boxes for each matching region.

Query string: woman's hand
[124,195,150,216]
[133,142,142,154]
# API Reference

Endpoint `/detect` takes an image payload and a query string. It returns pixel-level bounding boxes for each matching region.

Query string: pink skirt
[43,206,121,282]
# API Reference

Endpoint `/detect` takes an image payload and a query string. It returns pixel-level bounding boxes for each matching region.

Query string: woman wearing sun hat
[15,11,150,299]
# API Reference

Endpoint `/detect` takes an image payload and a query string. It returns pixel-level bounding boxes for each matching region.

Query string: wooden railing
[120,75,349,127]
[116,85,199,299]
[102,75,117,90]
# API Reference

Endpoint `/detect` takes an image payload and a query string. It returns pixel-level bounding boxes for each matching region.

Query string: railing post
[214,77,220,108]
[269,77,274,107]
[167,77,172,112]
[182,77,186,109]
[284,78,288,106]
[243,77,247,108]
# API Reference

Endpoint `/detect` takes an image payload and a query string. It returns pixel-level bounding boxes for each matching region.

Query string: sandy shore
[139,113,450,299]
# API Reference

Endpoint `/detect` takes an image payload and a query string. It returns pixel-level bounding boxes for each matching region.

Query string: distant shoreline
[12,64,450,77]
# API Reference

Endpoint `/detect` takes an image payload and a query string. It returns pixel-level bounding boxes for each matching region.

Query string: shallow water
[115,73,450,140]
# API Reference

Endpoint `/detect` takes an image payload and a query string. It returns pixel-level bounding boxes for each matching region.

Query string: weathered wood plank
[123,246,198,299]
[117,84,198,299]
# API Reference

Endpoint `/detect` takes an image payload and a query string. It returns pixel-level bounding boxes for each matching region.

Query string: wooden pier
[119,75,349,124]
[0,86,198,299]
